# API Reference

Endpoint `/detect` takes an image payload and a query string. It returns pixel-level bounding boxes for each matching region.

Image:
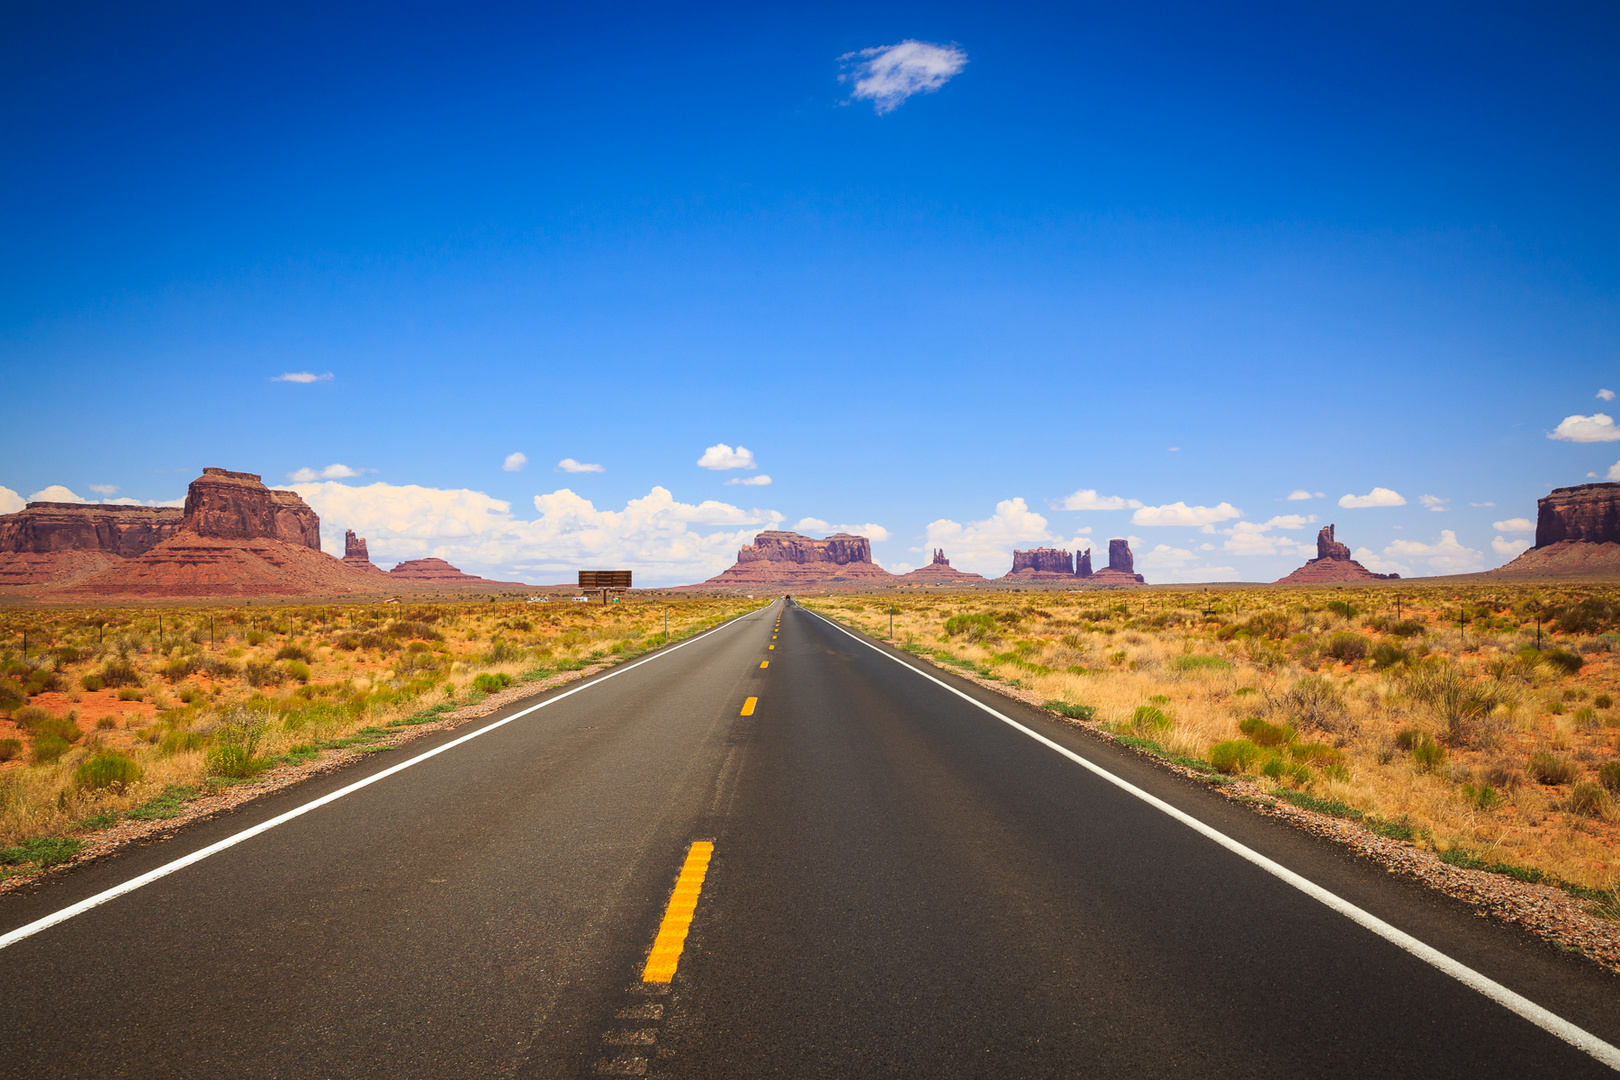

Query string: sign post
[578,570,633,604]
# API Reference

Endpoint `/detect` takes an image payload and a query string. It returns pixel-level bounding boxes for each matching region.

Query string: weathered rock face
[0,502,183,556]
[903,548,985,584]
[931,549,949,566]
[183,469,321,549]
[342,530,386,573]
[1077,549,1093,578]
[1316,524,1353,561]
[1088,539,1146,584]
[1276,523,1398,583]
[701,531,894,589]
[1535,483,1620,547]
[1009,548,1074,576]
[387,557,525,587]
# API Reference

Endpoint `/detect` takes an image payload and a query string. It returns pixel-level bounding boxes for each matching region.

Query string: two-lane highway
[0,598,1616,1078]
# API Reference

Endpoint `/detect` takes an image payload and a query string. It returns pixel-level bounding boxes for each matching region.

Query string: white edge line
[0,604,771,953]
[805,608,1620,1072]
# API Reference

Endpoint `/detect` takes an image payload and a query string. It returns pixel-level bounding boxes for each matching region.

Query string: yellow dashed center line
[768,644,774,650]
[759,660,769,669]
[740,696,757,716]
[642,841,714,984]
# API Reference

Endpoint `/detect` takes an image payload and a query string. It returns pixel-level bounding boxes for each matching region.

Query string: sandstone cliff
[342,530,387,573]
[1276,524,1399,584]
[700,531,894,589]
[0,501,186,590]
[1007,548,1074,577]
[1077,549,1093,578]
[1088,539,1146,584]
[1488,483,1620,577]
[901,549,985,585]
[183,468,321,549]
[388,557,527,587]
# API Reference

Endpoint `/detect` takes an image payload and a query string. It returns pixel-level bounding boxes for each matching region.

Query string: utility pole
[665,607,669,640]
[890,604,895,641]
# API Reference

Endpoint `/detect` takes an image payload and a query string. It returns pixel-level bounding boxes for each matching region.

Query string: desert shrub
[1239,717,1296,747]
[275,643,314,663]
[1596,693,1615,709]
[357,631,399,653]
[1289,742,1344,766]
[1461,783,1500,810]
[200,656,240,678]
[30,733,71,765]
[11,705,51,729]
[1389,619,1427,638]
[76,753,143,791]
[387,621,443,642]
[1131,705,1171,732]
[0,738,21,762]
[474,672,514,694]
[95,716,117,729]
[483,638,524,664]
[1272,675,1351,734]
[0,681,24,712]
[1412,740,1445,772]
[1540,648,1584,675]
[1394,727,1428,751]
[1243,612,1293,640]
[117,687,142,702]
[17,710,81,744]
[944,613,1000,643]
[207,708,269,779]
[99,658,142,688]
[1325,600,1359,619]
[1574,706,1599,730]
[335,635,360,651]
[1527,751,1579,786]
[1171,655,1232,672]
[245,630,267,646]
[1402,661,1515,748]
[282,660,312,685]
[160,656,201,682]
[244,660,286,688]
[1484,765,1523,790]
[25,669,64,695]
[1568,783,1614,820]
[79,674,105,692]
[1596,762,1620,793]
[1323,632,1368,663]
[1043,701,1096,721]
[1553,597,1619,635]
[1209,739,1263,775]
[1370,641,1409,670]
[159,730,205,755]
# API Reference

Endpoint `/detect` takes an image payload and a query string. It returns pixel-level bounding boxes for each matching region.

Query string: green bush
[1209,739,1263,775]
[1131,705,1171,731]
[1323,632,1369,662]
[17,710,81,745]
[0,836,82,868]
[1170,655,1232,672]
[1289,742,1344,766]
[283,660,312,685]
[1043,701,1096,721]
[1568,782,1614,820]
[10,705,51,729]
[1541,648,1584,675]
[482,638,524,664]
[1389,619,1426,638]
[244,660,285,688]
[1596,693,1615,709]
[1412,740,1445,772]
[99,658,142,688]
[206,746,268,779]
[1527,751,1579,786]
[275,642,314,663]
[474,672,514,694]
[79,674,105,692]
[1600,762,1620,794]
[30,733,71,765]
[1461,783,1500,810]
[76,753,143,791]
[159,730,206,756]
[1239,717,1296,747]
[0,738,21,762]
[1370,641,1409,670]
[1325,600,1359,619]
[943,613,1000,643]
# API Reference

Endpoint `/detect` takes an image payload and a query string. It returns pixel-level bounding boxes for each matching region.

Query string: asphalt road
[0,599,1617,1078]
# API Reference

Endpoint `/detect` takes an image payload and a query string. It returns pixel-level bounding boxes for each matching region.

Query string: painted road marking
[760,661,769,669]
[741,697,757,716]
[642,841,714,983]
[0,610,767,953]
[808,610,1620,1073]
[768,644,774,650]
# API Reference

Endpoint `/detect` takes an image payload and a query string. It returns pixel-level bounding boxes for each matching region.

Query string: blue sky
[3,2,1617,585]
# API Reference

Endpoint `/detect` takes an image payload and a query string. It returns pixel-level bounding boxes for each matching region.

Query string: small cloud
[1418,494,1450,512]
[1137,544,1197,570]
[1384,530,1484,574]
[1492,517,1534,534]
[88,484,119,496]
[287,464,371,483]
[791,516,889,541]
[840,40,967,114]
[555,458,605,474]
[1492,536,1533,557]
[503,452,528,473]
[1601,389,1616,401]
[1285,490,1324,501]
[271,371,334,384]
[725,474,772,486]
[697,443,758,470]
[1131,501,1243,527]
[1607,461,1620,482]
[1053,489,1142,511]
[1339,487,1406,509]
[1549,413,1620,443]
[1167,446,1180,452]
[28,485,86,503]
[1469,501,1495,508]
[0,486,23,514]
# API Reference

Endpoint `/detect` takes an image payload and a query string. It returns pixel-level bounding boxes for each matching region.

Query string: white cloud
[1131,501,1242,527]
[1053,489,1142,511]
[725,474,772,486]
[1469,501,1495,508]
[791,517,890,541]
[697,443,758,470]
[1211,515,1317,556]
[1339,487,1406,509]
[503,452,528,473]
[1285,490,1324,501]
[1383,530,1484,574]
[0,486,23,514]
[1607,461,1620,482]
[1549,413,1620,442]
[1492,536,1533,557]
[1137,544,1196,570]
[840,40,967,114]
[1418,494,1449,511]
[287,464,370,483]
[1492,517,1534,534]
[292,480,785,586]
[28,485,86,503]
[271,371,333,384]
[1600,389,1616,401]
[88,484,119,496]
[924,497,1085,577]
[555,458,605,474]
[1353,546,1409,577]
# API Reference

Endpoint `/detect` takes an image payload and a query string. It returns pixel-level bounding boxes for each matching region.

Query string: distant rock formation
[1276,524,1399,583]
[0,502,185,589]
[1487,483,1620,576]
[1076,548,1093,578]
[183,468,321,549]
[342,530,387,573]
[699,530,895,589]
[902,548,985,585]
[387,557,525,587]
[1088,539,1146,584]
[1008,547,1074,576]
